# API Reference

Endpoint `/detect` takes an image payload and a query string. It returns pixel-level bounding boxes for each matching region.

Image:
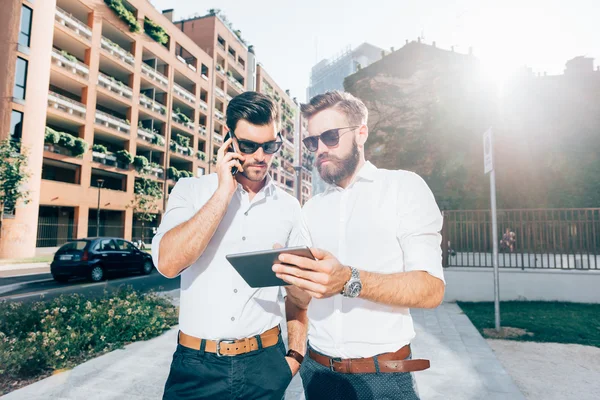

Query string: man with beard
[272,91,446,399]
[153,91,308,400]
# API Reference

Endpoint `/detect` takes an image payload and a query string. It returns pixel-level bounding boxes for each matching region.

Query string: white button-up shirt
[152,174,303,340]
[300,162,445,358]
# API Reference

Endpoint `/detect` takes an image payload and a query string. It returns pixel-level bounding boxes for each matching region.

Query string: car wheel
[90,266,105,282]
[52,275,69,283]
[141,260,153,275]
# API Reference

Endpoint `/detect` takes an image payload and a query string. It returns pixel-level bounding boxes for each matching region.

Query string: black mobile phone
[224,132,238,175]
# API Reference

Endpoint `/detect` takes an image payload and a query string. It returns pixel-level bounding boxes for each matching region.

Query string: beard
[240,161,269,182]
[316,138,360,185]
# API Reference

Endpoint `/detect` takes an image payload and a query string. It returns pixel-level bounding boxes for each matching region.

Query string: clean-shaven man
[153,92,308,400]
[273,91,445,400]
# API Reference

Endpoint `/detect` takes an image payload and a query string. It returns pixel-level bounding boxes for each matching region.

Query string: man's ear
[357,124,369,147]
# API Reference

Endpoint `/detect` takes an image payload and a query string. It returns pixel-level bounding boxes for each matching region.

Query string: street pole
[484,127,501,332]
[293,100,302,202]
[96,179,104,237]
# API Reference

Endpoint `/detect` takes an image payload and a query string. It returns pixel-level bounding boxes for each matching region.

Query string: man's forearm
[158,189,231,278]
[285,287,310,356]
[359,270,445,308]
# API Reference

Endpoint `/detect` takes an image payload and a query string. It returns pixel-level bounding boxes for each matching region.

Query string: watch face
[348,281,362,297]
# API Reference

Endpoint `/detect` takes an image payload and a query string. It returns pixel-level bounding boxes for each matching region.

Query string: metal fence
[131,226,157,245]
[442,209,600,270]
[36,219,77,248]
[87,224,125,239]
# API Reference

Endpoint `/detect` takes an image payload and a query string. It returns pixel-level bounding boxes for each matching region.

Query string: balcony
[47,91,86,119]
[55,7,92,42]
[216,64,226,76]
[172,113,195,131]
[139,93,167,116]
[95,110,131,134]
[51,49,89,79]
[92,150,118,167]
[137,127,155,142]
[198,125,207,136]
[214,110,225,122]
[226,94,233,102]
[98,72,133,100]
[170,140,193,157]
[141,63,169,88]
[100,37,135,67]
[215,87,226,99]
[199,100,208,113]
[228,75,245,92]
[213,132,223,145]
[173,83,196,104]
[148,165,165,179]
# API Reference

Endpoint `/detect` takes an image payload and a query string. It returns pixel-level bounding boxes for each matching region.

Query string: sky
[149,0,599,102]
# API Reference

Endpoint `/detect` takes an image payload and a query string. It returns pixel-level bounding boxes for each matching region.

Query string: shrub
[44,127,60,144]
[144,17,168,46]
[104,0,142,33]
[58,132,76,149]
[133,155,149,170]
[167,167,179,180]
[92,144,108,154]
[115,149,133,164]
[72,138,89,158]
[176,134,190,148]
[152,135,165,146]
[196,151,206,161]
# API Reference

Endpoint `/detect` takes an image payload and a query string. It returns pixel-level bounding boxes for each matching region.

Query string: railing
[92,150,118,167]
[148,165,164,179]
[215,87,226,98]
[100,37,135,66]
[173,83,196,104]
[47,91,86,118]
[226,94,233,102]
[442,209,600,270]
[55,7,92,41]
[170,141,193,157]
[171,113,195,131]
[214,110,225,121]
[213,133,223,144]
[139,93,167,115]
[141,63,169,87]
[51,49,89,78]
[95,110,130,134]
[198,125,207,136]
[36,218,77,248]
[216,64,226,76]
[98,72,133,99]
[137,127,156,142]
[217,42,226,51]
[228,75,244,92]
[199,100,208,112]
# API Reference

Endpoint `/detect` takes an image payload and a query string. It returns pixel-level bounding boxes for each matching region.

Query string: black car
[50,237,154,282]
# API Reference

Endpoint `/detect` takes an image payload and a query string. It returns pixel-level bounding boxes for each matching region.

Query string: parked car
[50,237,154,282]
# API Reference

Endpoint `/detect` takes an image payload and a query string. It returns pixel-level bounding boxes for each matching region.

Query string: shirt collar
[323,161,377,193]
[236,173,277,196]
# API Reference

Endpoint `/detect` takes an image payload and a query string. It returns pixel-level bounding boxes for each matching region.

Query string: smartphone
[224,131,238,175]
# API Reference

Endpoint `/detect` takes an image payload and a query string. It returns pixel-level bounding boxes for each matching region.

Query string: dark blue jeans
[163,334,293,400]
[300,345,420,400]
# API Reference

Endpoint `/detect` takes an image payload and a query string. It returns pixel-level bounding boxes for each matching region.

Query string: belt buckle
[216,339,236,357]
[329,358,335,371]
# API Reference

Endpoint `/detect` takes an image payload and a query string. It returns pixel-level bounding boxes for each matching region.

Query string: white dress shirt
[300,161,445,358]
[152,174,303,340]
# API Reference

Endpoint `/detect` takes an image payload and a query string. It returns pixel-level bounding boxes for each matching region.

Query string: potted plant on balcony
[272,158,280,168]
[167,166,180,180]
[72,138,89,158]
[92,144,108,158]
[60,50,77,64]
[44,127,61,152]
[196,151,206,161]
[104,0,142,33]
[144,17,169,46]
[133,155,149,171]
[176,134,191,149]
[169,140,178,152]
[116,149,133,168]
[152,134,165,147]
[58,132,76,152]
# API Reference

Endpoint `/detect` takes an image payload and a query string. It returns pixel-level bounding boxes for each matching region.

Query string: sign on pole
[484,127,501,332]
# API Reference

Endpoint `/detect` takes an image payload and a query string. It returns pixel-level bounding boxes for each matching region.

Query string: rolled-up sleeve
[152,178,196,276]
[396,173,445,284]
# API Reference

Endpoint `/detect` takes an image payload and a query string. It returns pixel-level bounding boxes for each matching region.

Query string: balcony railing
[137,127,156,143]
[170,141,193,157]
[213,133,223,145]
[149,166,164,179]
[228,75,245,92]
[100,37,135,66]
[215,87,225,99]
[198,125,207,136]
[216,64,226,76]
[214,110,225,121]
[139,93,167,116]
[51,48,89,79]
[55,7,92,41]
[98,72,133,100]
[141,63,169,88]
[47,91,86,118]
[92,151,118,167]
[199,100,208,112]
[95,110,131,134]
[172,113,195,131]
[173,83,196,104]
[226,94,233,102]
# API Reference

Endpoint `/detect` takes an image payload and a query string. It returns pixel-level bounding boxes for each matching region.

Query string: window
[116,239,135,251]
[201,64,209,78]
[197,167,205,177]
[13,57,28,100]
[95,239,117,252]
[10,110,23,145]
[19,6,33,47]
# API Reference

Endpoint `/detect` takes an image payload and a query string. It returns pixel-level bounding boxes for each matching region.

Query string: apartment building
[0,1,312,258]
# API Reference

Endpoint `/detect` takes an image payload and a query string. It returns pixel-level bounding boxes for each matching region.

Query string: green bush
[58,132,76,149]
[152,134,165,146]
[144,17,168,46]
[169,140,177,151]
[0,288,177,382]
[167,167,179,180]
[60,50,77,63]
[116,149,133,164]
[44,127,60,144]
[104,0,141,33]
[196,151,206,161]
[92,144,108,154]
[176,134,190,148]
[72,138,89,158]
[133,155,149,170]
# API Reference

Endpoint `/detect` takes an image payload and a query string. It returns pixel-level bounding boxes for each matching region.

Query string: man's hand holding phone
[216,136,244,198]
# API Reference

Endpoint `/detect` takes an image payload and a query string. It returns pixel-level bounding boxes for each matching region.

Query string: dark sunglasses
[233,132,283,154]
[302,126,360,152]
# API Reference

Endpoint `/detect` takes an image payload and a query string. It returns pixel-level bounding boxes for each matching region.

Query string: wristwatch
[341,266,362,298]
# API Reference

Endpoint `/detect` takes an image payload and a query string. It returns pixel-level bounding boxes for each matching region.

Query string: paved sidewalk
[0,263,49,278]
[1,295,524,400]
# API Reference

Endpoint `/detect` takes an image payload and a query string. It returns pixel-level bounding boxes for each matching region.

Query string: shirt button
[231,317,235,321]
[242,236,246,241]
[234,289,238,293]
[244,212,248,216]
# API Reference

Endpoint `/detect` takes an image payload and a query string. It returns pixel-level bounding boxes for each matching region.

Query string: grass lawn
[0,255,53,265]
[458,301,600,347]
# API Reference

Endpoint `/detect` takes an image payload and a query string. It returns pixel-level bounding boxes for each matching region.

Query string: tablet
[226,246,315,288]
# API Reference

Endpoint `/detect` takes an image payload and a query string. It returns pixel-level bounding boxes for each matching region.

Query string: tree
[0,139,30,225]
[128,176,162,245]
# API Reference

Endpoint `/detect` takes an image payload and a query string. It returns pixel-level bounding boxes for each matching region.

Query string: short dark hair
[226,91,280,134]
[301,90,368,125]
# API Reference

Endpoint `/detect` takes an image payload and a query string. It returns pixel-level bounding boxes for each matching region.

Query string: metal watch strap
[286,349,304,365]
[350,266,359,280]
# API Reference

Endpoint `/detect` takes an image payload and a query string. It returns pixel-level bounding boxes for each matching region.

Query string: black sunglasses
[302,126,360,152]
[233,132,283,154]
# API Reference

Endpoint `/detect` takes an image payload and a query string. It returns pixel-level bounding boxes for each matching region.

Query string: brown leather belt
[309,344,430,374]
[178,326,280,357]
